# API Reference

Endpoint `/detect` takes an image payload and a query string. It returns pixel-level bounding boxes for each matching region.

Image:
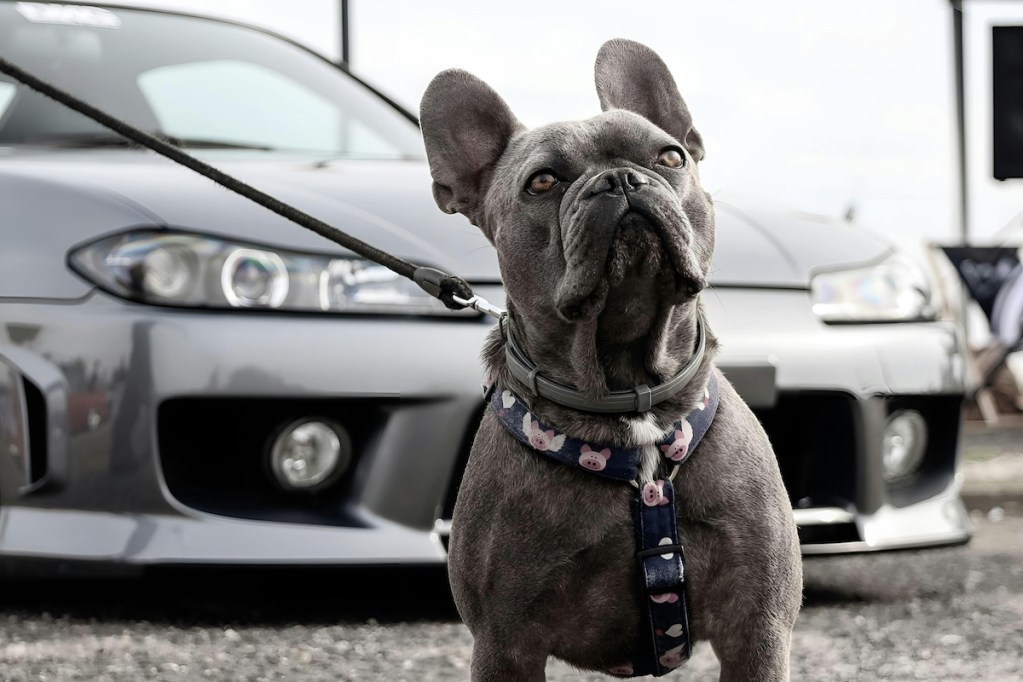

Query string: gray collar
[502,312,707,414]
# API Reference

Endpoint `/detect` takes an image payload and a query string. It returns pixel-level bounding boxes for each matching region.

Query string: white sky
[118,0,1023,250]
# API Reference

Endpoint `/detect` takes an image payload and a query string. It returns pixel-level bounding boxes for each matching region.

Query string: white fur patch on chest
[627,415,669,483]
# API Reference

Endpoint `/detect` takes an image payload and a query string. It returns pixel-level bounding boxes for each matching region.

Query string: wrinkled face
[486,109,713,332]
[420,39,713,343]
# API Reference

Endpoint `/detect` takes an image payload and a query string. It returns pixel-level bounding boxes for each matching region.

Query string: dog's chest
[628,416,668,483]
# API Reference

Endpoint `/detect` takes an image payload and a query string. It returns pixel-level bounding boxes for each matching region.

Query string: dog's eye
[526,170,559,195]
[656,147,685,169]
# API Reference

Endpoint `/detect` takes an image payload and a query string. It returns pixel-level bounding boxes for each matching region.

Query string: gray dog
[420,39,802,681]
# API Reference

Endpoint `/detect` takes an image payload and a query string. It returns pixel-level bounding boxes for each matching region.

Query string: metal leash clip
[451,294,507,320]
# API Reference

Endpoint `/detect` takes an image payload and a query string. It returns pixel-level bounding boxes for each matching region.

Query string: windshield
[0,2,424,157]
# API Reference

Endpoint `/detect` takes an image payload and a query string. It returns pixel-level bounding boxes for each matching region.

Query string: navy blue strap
[628,478,692,675]
[489,372,721,677]
[488,385,642,482]
[487,372,719,483]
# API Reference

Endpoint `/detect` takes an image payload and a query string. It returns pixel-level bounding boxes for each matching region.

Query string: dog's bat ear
[594,39,705,162]
[420,69,524,228]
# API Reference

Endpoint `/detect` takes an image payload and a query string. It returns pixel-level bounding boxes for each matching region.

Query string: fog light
[269,419,351,491]
[883,410,927,481]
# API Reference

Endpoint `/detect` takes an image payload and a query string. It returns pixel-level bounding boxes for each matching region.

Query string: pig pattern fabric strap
[486,371,721,677]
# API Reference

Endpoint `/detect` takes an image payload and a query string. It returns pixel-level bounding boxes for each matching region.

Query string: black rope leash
[0,56,480,311]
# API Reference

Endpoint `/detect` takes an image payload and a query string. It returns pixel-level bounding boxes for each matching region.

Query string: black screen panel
[993,25,1023,180]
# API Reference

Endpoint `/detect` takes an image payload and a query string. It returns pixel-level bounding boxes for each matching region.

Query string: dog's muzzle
[587,168,650,198]
[554,167,705,321]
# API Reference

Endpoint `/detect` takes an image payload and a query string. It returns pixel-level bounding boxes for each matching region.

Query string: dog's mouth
[606,211,671,287]
[555,209,704,322]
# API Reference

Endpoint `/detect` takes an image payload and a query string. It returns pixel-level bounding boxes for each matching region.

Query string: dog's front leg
[469,636,548,682]
[713,631,793,682]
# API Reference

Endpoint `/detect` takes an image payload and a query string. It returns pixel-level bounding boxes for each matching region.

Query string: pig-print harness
[486,371,720,677]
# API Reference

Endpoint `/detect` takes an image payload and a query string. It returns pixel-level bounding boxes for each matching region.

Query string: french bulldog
[420,39,802,681]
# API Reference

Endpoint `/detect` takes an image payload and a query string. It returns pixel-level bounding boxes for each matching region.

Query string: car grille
[157,396,391,527]
[22,378,49,487]
[0,358,48,490]
[753,391,859,512]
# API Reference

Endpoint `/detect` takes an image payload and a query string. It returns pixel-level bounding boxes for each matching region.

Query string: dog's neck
[483,297,718,447]
[597,300,693,391]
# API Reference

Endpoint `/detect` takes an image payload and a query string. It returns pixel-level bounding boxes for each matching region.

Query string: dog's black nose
[588,168,649,197]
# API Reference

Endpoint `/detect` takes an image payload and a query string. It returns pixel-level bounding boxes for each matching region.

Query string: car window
[0,5,423,157]
[139,60,401,156]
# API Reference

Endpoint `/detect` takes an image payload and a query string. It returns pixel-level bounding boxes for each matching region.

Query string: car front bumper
[0,289,494,569]
[706,288,973,554]
[0,287,971,573]
[793,485,971,555]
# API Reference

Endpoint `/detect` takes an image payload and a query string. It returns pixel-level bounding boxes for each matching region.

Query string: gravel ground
[1,428,1022,681]
[961,416,1023,516]
[0,514,1020,681]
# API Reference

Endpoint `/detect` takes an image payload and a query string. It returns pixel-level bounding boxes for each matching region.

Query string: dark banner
[941,246,1023,347]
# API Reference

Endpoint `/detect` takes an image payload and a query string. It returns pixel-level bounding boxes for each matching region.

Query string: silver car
[0,2,970,576]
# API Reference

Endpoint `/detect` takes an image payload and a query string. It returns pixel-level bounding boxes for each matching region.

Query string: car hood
[0,149,891,298]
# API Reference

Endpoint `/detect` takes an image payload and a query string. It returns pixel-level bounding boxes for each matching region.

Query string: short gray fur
[420,39,803,681]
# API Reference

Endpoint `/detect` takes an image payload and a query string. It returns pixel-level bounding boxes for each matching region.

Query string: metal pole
[340,0,350,66]
[949,1,993,409]
[953,0,969,244]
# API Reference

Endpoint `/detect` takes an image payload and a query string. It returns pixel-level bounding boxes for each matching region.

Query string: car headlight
[68,229,474,316]
[810,252,937,323]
